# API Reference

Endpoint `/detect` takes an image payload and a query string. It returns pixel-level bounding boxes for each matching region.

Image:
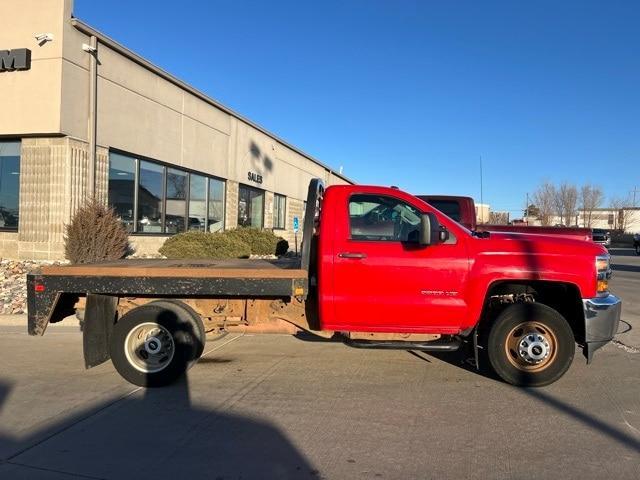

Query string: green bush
[159,228,290,259]
[64,199,130,264]
[225,228,288,255]
[159,231,251,259]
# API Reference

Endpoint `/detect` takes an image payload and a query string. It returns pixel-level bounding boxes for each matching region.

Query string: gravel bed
[1,259,68,314]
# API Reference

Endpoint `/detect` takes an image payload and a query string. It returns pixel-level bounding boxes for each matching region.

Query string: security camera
[82,44,97,54]
[35,33,54,44]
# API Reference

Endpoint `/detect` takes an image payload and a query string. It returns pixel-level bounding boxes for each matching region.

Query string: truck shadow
[0,375,318,479]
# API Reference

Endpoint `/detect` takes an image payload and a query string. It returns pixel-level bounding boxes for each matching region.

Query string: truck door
[331,193,469,333]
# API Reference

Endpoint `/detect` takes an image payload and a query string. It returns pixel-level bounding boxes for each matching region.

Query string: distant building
[577,208,640,233]
[475,204,490,224]
[548,207,640,233]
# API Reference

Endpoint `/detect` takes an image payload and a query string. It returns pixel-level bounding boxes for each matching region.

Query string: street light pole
[479,155,484,223]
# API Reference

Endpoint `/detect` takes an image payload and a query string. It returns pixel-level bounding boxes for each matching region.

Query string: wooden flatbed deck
[40,258,306,279]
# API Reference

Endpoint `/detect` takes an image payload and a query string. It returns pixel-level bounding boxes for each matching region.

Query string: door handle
[338,252,367,259]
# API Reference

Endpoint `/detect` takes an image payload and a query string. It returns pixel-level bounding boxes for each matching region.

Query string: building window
[137,160,164,233]
[109,151,226,235]
[238,184,264,228]
[273,193,286,229]
[108,152,136,232]
[0,141,20,230]
[188,174,207,231]
[208,178,225,232]
[165,168,187,234]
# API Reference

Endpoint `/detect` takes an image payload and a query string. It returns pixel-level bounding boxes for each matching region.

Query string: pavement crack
[6,461,106,479]
[611,339,640,354]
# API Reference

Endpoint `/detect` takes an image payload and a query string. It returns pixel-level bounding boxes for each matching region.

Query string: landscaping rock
[0,259,67,315]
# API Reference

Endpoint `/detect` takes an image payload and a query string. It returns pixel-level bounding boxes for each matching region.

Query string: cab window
[349,194,421,242]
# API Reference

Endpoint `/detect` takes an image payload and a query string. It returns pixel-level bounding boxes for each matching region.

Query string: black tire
[486,303,575,387]
[148,300,206,359]
[110,302,205,387]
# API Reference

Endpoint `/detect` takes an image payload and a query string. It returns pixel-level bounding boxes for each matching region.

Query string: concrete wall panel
[96,78,182,163]
[181,117,229,177]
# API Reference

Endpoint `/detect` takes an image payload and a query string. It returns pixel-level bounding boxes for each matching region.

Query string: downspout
[86,35,98,199]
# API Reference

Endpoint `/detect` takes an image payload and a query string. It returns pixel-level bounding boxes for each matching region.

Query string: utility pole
[479,155,484,223]
[525,192,529,225]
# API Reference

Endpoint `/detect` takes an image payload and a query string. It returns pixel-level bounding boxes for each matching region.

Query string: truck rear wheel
[110,302,205,387]
[486,303,574,387]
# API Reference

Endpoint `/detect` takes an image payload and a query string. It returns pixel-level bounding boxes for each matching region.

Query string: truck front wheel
[486,303,575,387]
[110,302,205,387]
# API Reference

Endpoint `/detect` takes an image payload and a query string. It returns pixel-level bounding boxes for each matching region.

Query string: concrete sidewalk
[0,314,78,328]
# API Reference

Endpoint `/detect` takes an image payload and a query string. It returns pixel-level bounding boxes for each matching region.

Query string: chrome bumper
[582,294,622,363]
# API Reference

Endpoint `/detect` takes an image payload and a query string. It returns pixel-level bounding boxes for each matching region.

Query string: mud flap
[83,294,118,369]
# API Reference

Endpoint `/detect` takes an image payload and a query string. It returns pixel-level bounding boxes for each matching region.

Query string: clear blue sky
[76,0,639,215]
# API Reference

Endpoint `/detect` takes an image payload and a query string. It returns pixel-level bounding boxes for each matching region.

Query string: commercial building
[0,0,351,260]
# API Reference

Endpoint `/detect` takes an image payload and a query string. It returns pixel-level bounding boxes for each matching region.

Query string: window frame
[108,148,226,236]
[273,193,287,230]
[0,139,22,232]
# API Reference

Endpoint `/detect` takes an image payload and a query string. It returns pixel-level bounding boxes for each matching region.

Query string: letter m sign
[0,48,31,72]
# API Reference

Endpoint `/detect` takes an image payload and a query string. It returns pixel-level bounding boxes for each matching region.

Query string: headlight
[596,254,611,296]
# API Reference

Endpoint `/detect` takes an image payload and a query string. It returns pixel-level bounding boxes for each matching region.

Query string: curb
[0,314,79,328]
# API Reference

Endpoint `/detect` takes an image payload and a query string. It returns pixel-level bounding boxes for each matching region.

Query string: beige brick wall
[225,181,239,230]
[0,137,108,260]
[263,191,274,229]
[280,198,305,252]
[129,236,171,257]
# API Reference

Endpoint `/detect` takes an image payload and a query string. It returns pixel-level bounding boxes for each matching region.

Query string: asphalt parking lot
[0,249,638,479]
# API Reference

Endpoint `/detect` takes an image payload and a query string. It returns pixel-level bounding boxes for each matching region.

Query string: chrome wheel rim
[124,322,175,373]
[505,321,557,372]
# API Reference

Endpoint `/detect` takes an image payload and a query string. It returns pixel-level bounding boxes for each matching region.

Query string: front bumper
[582,294,621,363]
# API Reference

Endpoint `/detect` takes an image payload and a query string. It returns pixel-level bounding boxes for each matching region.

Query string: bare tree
[489,211,509,225]
[554,182,578,226]
[609,195,637,232]
[533,181,556,226]
[580,184,604,227]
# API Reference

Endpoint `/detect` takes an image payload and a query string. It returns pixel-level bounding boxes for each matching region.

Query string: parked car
[591,228,611,249]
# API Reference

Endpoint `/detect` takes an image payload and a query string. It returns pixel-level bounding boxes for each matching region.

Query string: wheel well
[481,281,584,342]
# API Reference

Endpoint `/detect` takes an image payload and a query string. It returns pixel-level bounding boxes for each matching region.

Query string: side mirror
[420,213,449,245]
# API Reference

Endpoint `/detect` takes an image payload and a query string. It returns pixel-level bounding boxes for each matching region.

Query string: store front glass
[238,184,264,228]
[165,168,187,234]
[137,161,164,233]
[108,152,136,232]
[0,141,21,230]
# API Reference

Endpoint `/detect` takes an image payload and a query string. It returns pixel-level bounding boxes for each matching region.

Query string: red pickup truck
[27,180,620,388]
[418,195,592,241]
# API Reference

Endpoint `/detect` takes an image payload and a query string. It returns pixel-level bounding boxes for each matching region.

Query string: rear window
[426,200,461,222]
